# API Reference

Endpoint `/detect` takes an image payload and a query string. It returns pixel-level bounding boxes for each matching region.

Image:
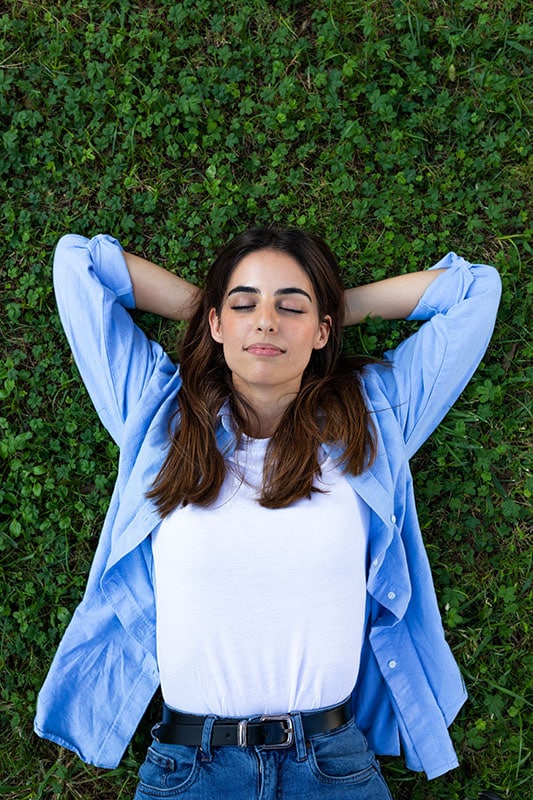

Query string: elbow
[52,235,92,303]
[54,233,89,255]
[53,234,88,271]
[473,264,502,320]
[483,264,502,296]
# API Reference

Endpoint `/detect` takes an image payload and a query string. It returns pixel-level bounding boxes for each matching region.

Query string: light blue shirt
[34,234,501,779]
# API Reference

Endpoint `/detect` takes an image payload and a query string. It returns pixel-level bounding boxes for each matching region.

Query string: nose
[256,319,275,332]
[255,304,277,333]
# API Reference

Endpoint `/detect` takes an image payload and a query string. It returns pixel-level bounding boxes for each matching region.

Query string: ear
[314,315,332,350]
[208,307,224,343]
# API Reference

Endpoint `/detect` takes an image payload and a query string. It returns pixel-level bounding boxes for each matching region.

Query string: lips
[245,343,285,356]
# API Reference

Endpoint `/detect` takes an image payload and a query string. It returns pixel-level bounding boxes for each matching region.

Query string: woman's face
[208,249,331,402]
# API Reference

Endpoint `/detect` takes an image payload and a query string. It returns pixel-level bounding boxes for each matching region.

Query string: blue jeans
[134,711,393,799]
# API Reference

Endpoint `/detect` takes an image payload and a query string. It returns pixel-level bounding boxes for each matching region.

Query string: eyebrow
[227,285,313,302]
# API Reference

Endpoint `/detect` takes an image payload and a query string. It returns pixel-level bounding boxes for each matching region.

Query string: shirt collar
[215,400,237,456]
[217,399,235,434]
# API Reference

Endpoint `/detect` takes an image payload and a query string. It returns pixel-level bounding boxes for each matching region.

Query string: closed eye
[230,304,306,314]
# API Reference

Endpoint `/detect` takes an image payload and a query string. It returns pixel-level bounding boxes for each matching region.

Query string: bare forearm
[123,252,202,321]
[343,269,445,326]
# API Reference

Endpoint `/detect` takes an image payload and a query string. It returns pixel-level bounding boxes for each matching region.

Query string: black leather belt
[152,698,353,750]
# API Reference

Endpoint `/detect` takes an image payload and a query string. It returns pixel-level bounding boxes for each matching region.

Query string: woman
[35,228,501,798]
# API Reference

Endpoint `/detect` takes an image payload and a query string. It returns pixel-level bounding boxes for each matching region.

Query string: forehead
[226,249,314,294]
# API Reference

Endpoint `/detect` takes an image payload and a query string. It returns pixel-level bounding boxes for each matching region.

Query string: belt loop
[200,715,217,762]
[290,712,307,762]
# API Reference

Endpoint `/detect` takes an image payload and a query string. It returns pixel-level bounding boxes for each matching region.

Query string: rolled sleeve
[375,254,501,457]
[54,234,135,307]
[53,233,175,447]
[407,252,500,321]
[88,234,136,308]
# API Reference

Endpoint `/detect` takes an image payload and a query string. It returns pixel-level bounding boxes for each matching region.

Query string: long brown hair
[148,228,377,514]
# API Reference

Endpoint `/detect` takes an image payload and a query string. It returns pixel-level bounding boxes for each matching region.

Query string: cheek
[291,336,320,365]
[217,317,245,350]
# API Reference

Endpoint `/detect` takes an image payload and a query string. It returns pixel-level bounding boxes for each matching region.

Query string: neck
[233,385,298,438]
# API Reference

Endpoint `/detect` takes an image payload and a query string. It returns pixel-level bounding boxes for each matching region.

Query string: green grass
[1,1,531,797]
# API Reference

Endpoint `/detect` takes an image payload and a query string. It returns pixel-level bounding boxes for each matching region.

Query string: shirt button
[390,514,397,524]
[388,660,397,669]
[388,591,396,600]
[373,558,379,567]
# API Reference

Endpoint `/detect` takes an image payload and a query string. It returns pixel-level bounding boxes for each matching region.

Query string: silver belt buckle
[237,714,294,749]
[259,714,294,749]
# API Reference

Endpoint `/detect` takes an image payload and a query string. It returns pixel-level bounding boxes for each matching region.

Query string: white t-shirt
[151,435,369,716]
